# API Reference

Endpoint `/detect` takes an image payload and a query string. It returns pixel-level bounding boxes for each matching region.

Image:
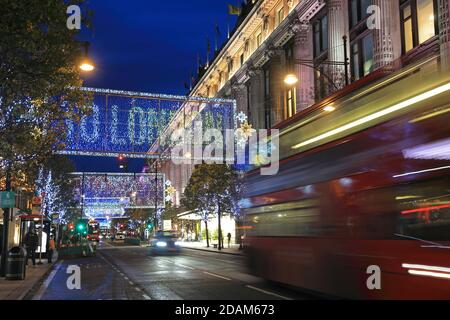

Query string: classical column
[231,83,248,120]
[247,68,264,130]
[373,0,394,70]
[327,0,347,89]
[294,22,315,111]
[439,0,450,71]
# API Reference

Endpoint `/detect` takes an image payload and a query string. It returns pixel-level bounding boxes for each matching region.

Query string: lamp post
[284,35,350,89]
[79,41,95,72]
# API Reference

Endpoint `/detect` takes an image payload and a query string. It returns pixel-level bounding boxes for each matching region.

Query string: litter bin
[6,247,27,280]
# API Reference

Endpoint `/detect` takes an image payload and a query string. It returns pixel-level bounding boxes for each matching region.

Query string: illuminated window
[402,5,414,52]
[286,88,296,118]
[400,0,437,53]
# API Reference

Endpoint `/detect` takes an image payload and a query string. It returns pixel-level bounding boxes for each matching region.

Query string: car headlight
[156,241,167,247]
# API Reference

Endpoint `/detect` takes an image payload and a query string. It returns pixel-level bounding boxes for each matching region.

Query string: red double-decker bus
[243,58,450,299]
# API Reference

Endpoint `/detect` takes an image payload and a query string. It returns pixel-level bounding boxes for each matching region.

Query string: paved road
[31,242,310,300]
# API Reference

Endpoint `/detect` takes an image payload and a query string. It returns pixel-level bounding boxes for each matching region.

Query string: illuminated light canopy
[292,83,450,150]
[72,173,165,217]
[57,88,236,159]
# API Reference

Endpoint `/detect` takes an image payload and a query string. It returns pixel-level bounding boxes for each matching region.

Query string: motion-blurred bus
[243,57,450,299]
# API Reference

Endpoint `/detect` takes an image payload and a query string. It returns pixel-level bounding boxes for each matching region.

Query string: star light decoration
[235,111,248,124]
[235,121,256,148]
[164,179,176,202]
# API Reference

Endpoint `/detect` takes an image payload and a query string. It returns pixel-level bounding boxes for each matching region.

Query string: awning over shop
[18,213,51,222]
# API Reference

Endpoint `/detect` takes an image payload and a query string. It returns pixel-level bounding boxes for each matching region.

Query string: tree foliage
[182,164,243,247]
[36,155,78,220]
[0,0,92,190]
[182,164,243,219]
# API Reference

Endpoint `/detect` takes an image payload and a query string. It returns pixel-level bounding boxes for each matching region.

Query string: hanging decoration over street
[58,87,236,159]
[70,172,166,219]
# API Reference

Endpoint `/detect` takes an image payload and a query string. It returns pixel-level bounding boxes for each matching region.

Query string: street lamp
[284,74,299,86]
[79,42,95,72]
[284,36,350,90]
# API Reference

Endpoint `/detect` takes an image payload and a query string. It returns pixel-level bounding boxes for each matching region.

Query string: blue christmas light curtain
[60,88,236,158]
[71,173,165,216]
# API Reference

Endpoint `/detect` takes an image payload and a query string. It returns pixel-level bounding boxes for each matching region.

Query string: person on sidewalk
[24,229,39,266]
[47,236,56,264]
[227,233,232,248]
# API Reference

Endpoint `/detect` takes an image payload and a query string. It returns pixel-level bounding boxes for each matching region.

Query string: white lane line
[245,285,292,300]
[128,281,134,285]
[31,260,64,300]
[135,287,141,292]
[177,263,195,270]
[203,271,232,281]
[143,294,152,300]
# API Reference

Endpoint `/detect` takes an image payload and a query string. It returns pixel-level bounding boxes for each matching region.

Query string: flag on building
[228,4,241,15]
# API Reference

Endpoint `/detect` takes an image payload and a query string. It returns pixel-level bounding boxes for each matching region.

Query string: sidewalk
[0,254,57,300]
[179,241,244,256]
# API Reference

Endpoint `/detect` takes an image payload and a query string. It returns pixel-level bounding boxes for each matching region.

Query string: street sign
[0,191,16,208]
[32,196,42,205]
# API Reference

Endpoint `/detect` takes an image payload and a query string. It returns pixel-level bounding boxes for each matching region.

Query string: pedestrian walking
[48,236,56,263]
[227,232,232,248]
[24,229,39,266]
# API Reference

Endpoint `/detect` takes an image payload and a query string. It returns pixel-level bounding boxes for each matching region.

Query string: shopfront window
[400,0,437,53]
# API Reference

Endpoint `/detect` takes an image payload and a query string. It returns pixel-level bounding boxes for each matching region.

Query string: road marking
[135,287,141,292]
[203,271,231,281]
[128,281,134,285]
[31,260,64,300]
[176,263,195,270]
[245,285,292,300]
[142,294,152,300]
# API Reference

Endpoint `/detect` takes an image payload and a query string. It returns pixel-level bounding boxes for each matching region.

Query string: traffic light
[146,221,153,230]
[117,154,128,171]
[76,220,88,236]
[69,223,75,233]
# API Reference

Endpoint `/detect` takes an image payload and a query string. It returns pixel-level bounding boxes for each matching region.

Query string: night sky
[73,0,238,173]
[81,0,237,95]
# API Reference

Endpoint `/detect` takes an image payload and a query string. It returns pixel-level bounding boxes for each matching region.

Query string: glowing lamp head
[284,74,298,86]
[79,60,95,72]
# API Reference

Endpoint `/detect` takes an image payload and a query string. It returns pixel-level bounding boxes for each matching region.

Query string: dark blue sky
[74,1,237,172]
[81,0,237,95]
